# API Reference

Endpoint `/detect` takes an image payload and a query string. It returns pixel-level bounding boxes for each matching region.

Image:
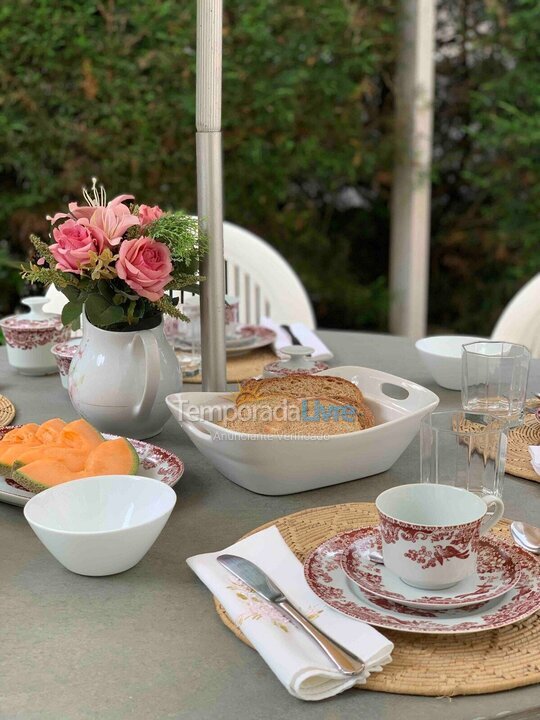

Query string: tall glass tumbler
[461,341,530,424]
[420,411,508,498]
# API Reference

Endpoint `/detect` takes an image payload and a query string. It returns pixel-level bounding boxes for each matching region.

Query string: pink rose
[116,236,173,301]
[50,219,98,274]
[138,204,164,227]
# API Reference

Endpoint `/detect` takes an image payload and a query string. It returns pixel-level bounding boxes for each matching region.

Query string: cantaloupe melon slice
[12,446,87,473]
[13,460,85,493]
[34,418,66,444]
[13,437,139,493]
[1,423,40,445]
[0,442,43,475]
[84,437,139,476]
[59,419,104,452]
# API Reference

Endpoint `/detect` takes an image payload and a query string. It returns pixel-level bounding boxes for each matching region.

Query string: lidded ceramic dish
[263,345,329,378]
[51,338,82,389]
[0,297,70,376]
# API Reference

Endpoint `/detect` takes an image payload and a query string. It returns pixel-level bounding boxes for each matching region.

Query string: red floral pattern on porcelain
[304,529,540,634]
[51,340,81,377]
[341,526,519,609]
[263,360,329,377]
[379,511,481,564]
[378,509,485,588]
[2,324,69,350]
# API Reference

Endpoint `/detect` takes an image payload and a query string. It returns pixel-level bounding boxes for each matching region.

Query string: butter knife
[217,554,365,677]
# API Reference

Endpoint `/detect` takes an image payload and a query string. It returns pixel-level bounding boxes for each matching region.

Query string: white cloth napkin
[187,525,393,701]
[528,445,540,476]
[259,317,333,361]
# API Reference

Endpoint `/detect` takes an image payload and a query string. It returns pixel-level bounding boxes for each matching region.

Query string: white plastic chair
[44,221,316,328]
[491,273,540,358]
[222,221,315,327]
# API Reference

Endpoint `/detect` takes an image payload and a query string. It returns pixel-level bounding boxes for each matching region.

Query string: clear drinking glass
[175,300,201,378]
[461,341,530,424]
[420,411,508,498]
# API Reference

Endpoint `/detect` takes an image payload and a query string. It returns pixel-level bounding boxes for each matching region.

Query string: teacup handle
[479,494,505,535]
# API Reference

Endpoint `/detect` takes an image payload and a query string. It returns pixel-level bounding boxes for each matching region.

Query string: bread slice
[237,375,366,410]
[217,373,376,437]
[218,397,368,436]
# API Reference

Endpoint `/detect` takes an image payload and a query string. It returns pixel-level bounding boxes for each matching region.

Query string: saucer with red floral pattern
[341,526,520,610]
[304,528,540,634]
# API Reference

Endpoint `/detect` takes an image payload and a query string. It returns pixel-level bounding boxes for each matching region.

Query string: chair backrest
[491,273,540,358]
[223,221,315,328]
[45,221,316,328]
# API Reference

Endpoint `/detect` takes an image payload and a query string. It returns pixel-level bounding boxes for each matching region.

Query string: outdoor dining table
[1,331,539,720]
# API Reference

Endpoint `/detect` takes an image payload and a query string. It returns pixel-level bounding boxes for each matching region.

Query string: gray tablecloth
[1,333,539,720]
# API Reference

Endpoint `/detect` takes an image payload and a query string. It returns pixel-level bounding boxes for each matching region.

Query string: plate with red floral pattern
[341,526,520,610]
[175,325,276,357]
[0,427,184,507]
[304,528,540,634]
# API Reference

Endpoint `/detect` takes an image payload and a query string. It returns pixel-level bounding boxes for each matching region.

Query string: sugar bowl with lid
[0,296,70,376]
[263,345,329,378]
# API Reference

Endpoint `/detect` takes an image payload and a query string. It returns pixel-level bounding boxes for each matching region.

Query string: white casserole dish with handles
[165,366,440,495]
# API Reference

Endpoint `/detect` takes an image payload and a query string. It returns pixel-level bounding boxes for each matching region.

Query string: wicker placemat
[0,395,15,427]
[214,502,540,697]
[182,347,277,385]
[506,400,540,483]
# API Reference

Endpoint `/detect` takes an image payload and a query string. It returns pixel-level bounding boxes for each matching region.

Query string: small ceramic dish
[415,335,486,390]
[51,338,81,389]
[0,297,69,376]
[24,474,177,576]
[263,345,329,378]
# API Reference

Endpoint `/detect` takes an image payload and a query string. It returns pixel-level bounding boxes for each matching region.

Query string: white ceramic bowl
[415,335,487,390]
[166,366,439,495]
[23,475,177,576]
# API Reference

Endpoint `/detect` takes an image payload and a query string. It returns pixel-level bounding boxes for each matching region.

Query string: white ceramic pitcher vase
[68,315,181,439]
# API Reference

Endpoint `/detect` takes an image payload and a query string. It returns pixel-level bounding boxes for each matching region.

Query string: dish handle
[180,419,215,443]
[378,380,439,413]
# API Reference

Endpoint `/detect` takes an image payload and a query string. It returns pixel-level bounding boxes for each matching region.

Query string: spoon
[511,522,540,555]
[369,550,384,564]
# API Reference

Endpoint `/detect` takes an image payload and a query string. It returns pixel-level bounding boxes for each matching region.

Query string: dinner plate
[341,526,520,610]
[177,325,276,357]
[304,528,540,634]
[0,427,184,507]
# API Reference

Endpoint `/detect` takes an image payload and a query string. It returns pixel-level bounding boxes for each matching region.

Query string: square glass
[461,341,530,424]
[420,411,508,499]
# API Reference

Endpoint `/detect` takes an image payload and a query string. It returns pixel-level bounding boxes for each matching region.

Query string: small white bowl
[415,335,487,390]
[23,475,176,576]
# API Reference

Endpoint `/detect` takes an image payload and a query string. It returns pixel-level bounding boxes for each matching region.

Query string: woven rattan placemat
[506,401,540,483]
[214,502,540,697]
[0,395,15,427]
[182,347,277,385]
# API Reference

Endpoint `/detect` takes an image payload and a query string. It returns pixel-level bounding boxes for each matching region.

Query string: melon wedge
[84,437,139,476]
[0,442,43,475]
[1,424,40,444]
[59,419,104,452]
[13,437,139,493]
[12,446,87,473]
[13,460,85,493]
[35,418,66,444]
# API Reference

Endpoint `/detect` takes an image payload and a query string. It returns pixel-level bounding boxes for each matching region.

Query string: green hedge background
[0,0,538,331]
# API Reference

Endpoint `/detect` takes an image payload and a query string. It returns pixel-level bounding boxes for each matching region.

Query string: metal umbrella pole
[196,0,227,390]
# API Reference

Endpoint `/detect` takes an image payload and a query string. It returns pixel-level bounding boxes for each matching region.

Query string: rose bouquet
[23,179,205,331]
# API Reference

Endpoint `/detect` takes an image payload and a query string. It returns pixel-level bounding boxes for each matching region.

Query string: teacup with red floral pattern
[375,484,504,590]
